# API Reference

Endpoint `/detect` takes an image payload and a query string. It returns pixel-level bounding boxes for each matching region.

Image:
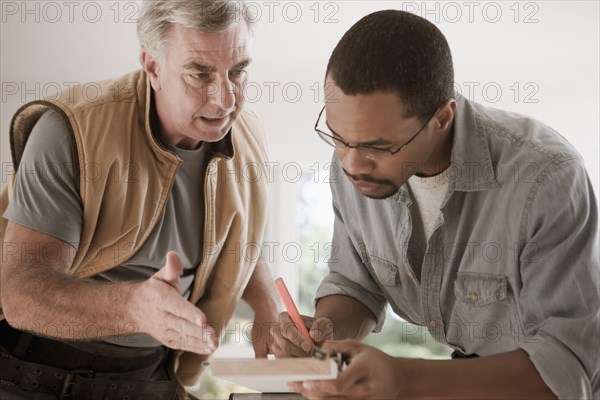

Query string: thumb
[155,251,182,288]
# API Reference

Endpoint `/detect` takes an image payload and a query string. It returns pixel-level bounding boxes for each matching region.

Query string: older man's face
[146,22,251,149]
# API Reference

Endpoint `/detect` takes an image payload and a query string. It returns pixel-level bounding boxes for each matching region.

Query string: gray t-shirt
[4,109,210,347]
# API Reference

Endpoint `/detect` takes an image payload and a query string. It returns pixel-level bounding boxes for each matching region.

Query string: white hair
[137,0,254,61]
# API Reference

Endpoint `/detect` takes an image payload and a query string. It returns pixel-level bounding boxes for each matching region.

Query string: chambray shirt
[316,96,599,399]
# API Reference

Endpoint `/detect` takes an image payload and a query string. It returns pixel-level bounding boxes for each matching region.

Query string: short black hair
[326,10,454,121]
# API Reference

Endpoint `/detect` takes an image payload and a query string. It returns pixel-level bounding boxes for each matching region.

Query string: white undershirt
[407,168,450,242]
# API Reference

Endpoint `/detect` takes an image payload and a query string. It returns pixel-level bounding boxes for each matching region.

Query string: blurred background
[2,1,599,398]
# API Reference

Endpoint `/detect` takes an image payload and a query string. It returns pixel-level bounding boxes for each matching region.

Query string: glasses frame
[314,101,446,161]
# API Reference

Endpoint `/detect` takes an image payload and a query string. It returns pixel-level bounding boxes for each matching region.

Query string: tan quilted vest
[0,70,268,385]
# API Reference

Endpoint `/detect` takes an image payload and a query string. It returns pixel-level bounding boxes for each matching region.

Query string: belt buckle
[60,369,95,400]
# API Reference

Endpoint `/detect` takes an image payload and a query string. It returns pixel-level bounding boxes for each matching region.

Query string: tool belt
[0,320,178,400]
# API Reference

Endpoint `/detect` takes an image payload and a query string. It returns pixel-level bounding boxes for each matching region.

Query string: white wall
[2,0,598,195]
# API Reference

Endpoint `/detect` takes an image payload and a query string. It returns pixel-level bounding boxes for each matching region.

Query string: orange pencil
[274,277,315,347]
[275,278,346,366]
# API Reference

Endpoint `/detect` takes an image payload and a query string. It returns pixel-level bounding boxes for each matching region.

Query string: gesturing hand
[130,251,218,354]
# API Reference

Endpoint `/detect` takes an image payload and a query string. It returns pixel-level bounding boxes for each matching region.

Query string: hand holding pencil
[271,278,334,358]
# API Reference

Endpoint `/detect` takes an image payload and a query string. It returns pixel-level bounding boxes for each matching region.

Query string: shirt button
[469,291,479,302]
[429,319,438,328]
[407,271,414,279]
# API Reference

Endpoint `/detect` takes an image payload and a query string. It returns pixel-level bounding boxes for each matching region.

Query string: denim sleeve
[315,185,387,332]
[517,157,599,399]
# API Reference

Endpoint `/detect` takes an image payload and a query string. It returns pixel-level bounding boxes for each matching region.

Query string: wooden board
[210,358,338,393]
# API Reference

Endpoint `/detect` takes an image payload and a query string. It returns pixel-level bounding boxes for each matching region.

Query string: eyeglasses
[314,102,444,161]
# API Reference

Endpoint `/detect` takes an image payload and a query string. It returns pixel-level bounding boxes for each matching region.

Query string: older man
[0,1,278,399]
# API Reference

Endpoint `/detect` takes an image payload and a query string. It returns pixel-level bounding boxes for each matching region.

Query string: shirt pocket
[454,273,508,306]
[448,272,522,354]
[365,253,420,323]
[367,254,398,288]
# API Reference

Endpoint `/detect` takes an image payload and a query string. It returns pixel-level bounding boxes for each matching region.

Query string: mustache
[342,168,393,185]
[197,113,231,119]
[194,107,237,120]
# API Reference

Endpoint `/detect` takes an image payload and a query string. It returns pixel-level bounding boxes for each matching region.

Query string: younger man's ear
[434,99,456,132]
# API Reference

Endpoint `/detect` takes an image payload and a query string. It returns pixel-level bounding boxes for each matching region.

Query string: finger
[278,312,313,353]
[288,382,323,399]
[161,311,217,353]
[322,343,368,394]
[271,323,309,357]
[272,324,306,357]
[344,382,369,399]
[166,295,211,327]
[300,314,315,328]
[265,323,276,355]
[333,362,365,394]
[270,333,285,358]
[163,297,218,351]
[253,341,268,358]
[270,325,284,357]
[294,380,341,398]
[156,251,183,287]
[163,327,217,354]
[251,324,269,358]
[163,311,215,340]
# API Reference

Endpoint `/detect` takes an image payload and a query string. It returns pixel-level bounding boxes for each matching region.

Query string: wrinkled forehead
[166,23,252,66]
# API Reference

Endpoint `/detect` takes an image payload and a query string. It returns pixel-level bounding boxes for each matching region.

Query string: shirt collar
[449,94,499,191]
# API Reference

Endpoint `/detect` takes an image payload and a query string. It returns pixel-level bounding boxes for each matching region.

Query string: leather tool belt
[0,320,178,400]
